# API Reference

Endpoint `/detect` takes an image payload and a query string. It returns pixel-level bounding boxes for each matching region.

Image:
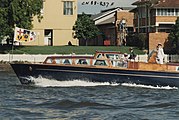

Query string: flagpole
[10,26,16,62]
[9,38,14,62]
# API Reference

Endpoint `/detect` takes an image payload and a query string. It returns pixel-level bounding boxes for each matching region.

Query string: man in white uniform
[157,43,165,64]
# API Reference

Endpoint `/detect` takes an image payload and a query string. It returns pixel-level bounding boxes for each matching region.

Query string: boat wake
[29,76,119,87]
[121,83,178,90]
[28,76,178,89]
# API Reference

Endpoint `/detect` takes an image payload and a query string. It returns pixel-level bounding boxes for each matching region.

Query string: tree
[0,0,43,43]
[126,33,146,50]
[73,12,99,46]
[168,17,179,54]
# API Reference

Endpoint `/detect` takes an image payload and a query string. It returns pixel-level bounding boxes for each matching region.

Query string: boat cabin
[43,51,128,68]
[43,50,179,72]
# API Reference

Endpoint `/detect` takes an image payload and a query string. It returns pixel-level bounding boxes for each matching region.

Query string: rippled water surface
[1,70,179,120]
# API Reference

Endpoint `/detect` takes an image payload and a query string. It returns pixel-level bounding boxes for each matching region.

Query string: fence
[0,54,56,63]
[0,54,93,63]
[0,54,178,63]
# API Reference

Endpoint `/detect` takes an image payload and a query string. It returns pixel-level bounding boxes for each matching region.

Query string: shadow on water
[35,99,115,109]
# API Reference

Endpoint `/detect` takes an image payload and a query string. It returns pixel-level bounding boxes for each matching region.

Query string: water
[1,70,179,120]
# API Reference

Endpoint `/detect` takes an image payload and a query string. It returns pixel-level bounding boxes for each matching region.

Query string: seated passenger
[122,53,128,67]
[128,47,136,60]
[77,59,82,64]
[77,59,88,65]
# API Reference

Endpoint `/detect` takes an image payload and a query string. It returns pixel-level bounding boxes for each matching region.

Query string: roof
[132,0,179,8]
[131,0,158,5]
[132,0,149,5]
[153,0,179,8]
[92,7,134,26]
[91,7,121,25]
[96,17,115,25]
[121,7,135,11]
[91,7,121,21]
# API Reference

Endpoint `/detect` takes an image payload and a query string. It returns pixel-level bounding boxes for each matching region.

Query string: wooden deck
[128,61,179,72]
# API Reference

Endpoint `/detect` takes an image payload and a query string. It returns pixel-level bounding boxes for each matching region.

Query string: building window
[157,9,160,16]
[176,9,179,16]
[163,9,167,16]
[157,8,176,16]
[63,1,73,15]
[167,9,174,16]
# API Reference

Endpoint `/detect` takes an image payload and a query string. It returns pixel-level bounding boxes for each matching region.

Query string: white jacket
[157,47,165,59]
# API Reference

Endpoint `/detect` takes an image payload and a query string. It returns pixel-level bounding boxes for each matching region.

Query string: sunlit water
[1,70,179,120]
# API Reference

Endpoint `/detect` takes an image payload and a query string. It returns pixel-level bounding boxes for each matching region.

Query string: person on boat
[128,47,136,60]
[122,53,128,67]
[156,43,165,64]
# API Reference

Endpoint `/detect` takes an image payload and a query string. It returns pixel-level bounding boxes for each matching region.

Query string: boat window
[62,59,71,64]
[55,58,61,64]
[115,55,120,59]
[106,54,114,59]
[94,60,107,66]
[46,58,53,63]
[106,54,122,60]
[77,59,88,65]
[176,66,179,71]
[96,54,105,58]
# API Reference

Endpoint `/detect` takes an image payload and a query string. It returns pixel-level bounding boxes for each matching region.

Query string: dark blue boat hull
[10,63,179,87]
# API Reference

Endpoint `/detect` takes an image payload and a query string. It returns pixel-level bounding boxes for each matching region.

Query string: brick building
[91,7,134,46]
[131,0,179,52]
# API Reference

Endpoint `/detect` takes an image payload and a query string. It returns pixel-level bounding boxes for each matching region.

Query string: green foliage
[73,13,99,45]
[0,0,43,42]
[168,17,179,54]
[126,33,146,50]
[0,7,10,40]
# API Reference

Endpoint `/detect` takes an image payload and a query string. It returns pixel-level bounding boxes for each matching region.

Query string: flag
[14,27,36,42]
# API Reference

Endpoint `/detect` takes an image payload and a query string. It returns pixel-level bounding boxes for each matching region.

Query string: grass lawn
[0,45,145,55]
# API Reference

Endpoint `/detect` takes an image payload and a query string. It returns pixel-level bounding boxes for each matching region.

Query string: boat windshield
[106,54,121,60]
